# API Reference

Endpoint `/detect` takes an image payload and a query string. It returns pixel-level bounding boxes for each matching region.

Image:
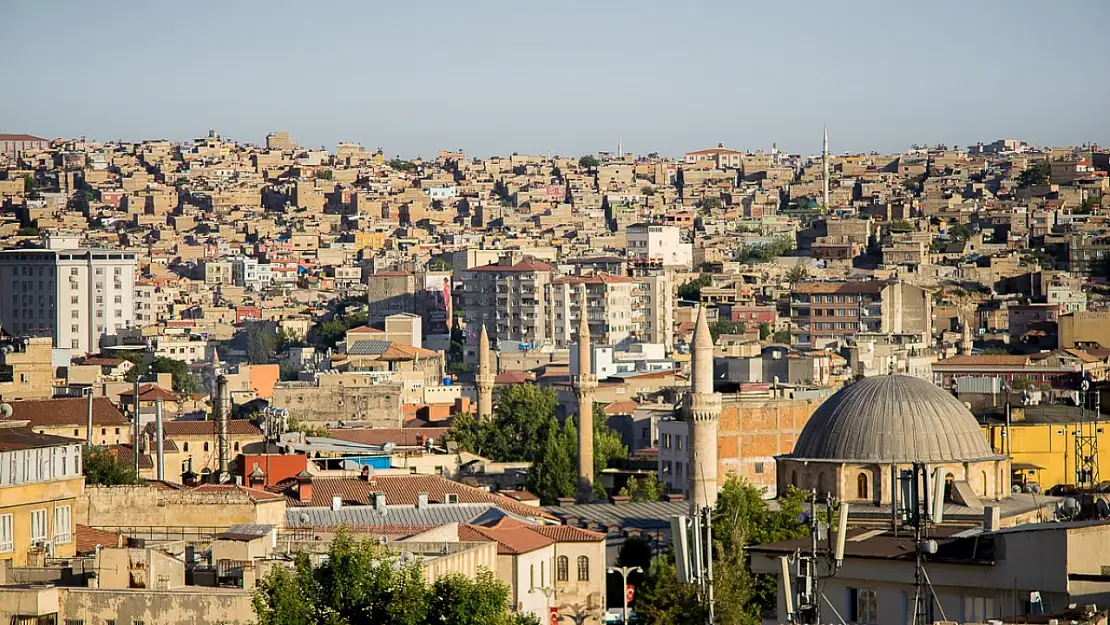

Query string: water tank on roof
[443,377,452,386]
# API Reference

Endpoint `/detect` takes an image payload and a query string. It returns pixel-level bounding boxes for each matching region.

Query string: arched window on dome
[856,472,869,500]
[981,470,989,496]
[944,473,955,502]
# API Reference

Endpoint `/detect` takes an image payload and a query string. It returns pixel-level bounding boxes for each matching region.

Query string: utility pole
[608,565,643,625]
[132,376,141,474]
[85,386,94,446]
[670,505,716,624]
[781,489,849,625]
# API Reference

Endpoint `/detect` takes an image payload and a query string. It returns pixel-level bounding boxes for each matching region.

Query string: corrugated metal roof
[347,340,391,355]
[286,503,535,527]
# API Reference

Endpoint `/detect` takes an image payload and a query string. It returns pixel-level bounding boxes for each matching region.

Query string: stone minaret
[573,286,597,502]
[822,124,830,210]
[686,305,721,514]
[960,314,974,356]
[476,324,494,420]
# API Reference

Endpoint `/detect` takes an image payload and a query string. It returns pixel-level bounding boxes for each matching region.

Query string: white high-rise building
[0,247,138,355]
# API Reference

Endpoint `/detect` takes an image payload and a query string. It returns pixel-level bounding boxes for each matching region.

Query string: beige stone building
[0,336,54,400]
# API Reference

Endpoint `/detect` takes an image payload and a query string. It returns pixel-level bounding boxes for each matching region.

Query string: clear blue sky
[3,0,1107,158]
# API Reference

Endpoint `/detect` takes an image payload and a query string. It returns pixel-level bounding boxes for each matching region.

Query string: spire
[578,293,591,374]
[617,136,623,160]
[476,324,494,420]
[692,305,713,395]
[822,123,830,210]
[574,284,597,502]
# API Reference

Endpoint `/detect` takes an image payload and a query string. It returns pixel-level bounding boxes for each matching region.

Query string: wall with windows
[0,444,83,566]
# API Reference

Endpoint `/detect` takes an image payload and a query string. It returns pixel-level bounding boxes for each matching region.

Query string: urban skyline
[3,0,1109,156]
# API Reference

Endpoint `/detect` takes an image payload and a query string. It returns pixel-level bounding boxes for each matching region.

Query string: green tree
[22,174,34,193]
[388,159,417,172]
[578,155,600,169]
[427,256,451,271]
[83,446,142,485]
[314,168,334,180]
[786,264,809,284]
[697,196,722,212]
[1017,160,1051,187]
[619,474,665,502]
[17,226,38,236]
[126,356,201,394]
[677,274,711,302]
[890,219,914,233]
[640,185,655,196]
[709,320,747,342]
[758,322,772,341]
[245,322,277,364]
[450,384,627,504]
[771,330,791,344]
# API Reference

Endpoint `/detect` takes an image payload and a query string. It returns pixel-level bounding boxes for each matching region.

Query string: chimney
[216,375,231,481]
[373,492,386,512]
[296,470,313,503]
[417,493,428,509]
[331,495,342,511]
[983,505,1001,532]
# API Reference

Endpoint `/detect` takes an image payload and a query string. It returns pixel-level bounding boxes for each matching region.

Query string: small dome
[789,375,998,463]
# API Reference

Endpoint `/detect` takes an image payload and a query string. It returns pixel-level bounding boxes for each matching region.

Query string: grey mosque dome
[789,375,999,463]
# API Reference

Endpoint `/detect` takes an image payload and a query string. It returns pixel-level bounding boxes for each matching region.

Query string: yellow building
[982,403,1110,491]
[0,420,83,566]
[0,336,55,400]
[1059,311,1110,349]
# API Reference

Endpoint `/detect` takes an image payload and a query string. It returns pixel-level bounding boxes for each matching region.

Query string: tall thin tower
[822,124,830,210]
[573,285,597,502]
[476,324,494,420]
[686,305,721,514]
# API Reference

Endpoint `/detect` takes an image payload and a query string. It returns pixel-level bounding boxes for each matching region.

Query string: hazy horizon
[3,0,1108,158]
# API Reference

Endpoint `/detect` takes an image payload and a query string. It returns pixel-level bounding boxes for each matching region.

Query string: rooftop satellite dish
[0,403,12,418]
[298,513,310,525]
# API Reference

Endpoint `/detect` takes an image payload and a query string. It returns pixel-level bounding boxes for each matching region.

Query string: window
[183,442,189,452]
[54,505,72,544]
[848,587,877,624]
[64,620,84,625]
[529,564,535,590]
[234,442,240,452]
[755,462,764,474]
[577,556,590,581]
[857,473,869,499]
[556,555,569,581]
[0,514,12,553]
[30,508,48,543]
[204,442,209,452]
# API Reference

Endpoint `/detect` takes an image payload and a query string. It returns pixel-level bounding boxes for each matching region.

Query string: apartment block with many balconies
[789,280,931,349]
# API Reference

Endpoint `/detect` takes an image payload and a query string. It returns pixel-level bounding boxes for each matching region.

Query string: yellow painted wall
[0,476,83,566]
[983,422,1110,489]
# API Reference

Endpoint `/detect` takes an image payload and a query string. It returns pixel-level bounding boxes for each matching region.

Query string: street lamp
[532,585,559,625]
[608,565,642,624]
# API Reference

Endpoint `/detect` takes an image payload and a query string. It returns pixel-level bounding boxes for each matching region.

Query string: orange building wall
[717,399,820,492]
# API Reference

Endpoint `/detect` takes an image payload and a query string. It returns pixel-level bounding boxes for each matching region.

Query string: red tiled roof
[494,371,534,385]
[120,384,180,402]
[159,420,262,437]
[459,524,554,555]
[8,397,128,427]
[0,134,48,142]
[935,355,1031,367]
[76,524,123,554]
[529,525,606,543]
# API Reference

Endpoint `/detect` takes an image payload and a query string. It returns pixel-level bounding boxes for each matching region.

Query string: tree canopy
[449,384,628,504]
[245,322,277,364]
[677,274,711,302]
[618,474,665,502]
[578,155,600,169]
[124,356,202,394]
[83,446,142,485]
[253,529,537,625]
[1017,160,1051,188]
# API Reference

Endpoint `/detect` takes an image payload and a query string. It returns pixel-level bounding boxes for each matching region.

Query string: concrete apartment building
[455,257,556,358]
[547,273,635,348]
[0,247,138,356]
[626,223,693,269]
[631,273,674,349]
[366,271,417,324]
[789,280,931,349]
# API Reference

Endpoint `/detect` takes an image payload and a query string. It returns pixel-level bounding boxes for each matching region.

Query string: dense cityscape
[0,127,1107,625]
[2,0,1110,622]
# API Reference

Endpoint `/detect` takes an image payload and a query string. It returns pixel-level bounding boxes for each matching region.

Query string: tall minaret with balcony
[686,305,721,514]
[822,124,830,210]
[476,324,494,420]
[573,285,597,502]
